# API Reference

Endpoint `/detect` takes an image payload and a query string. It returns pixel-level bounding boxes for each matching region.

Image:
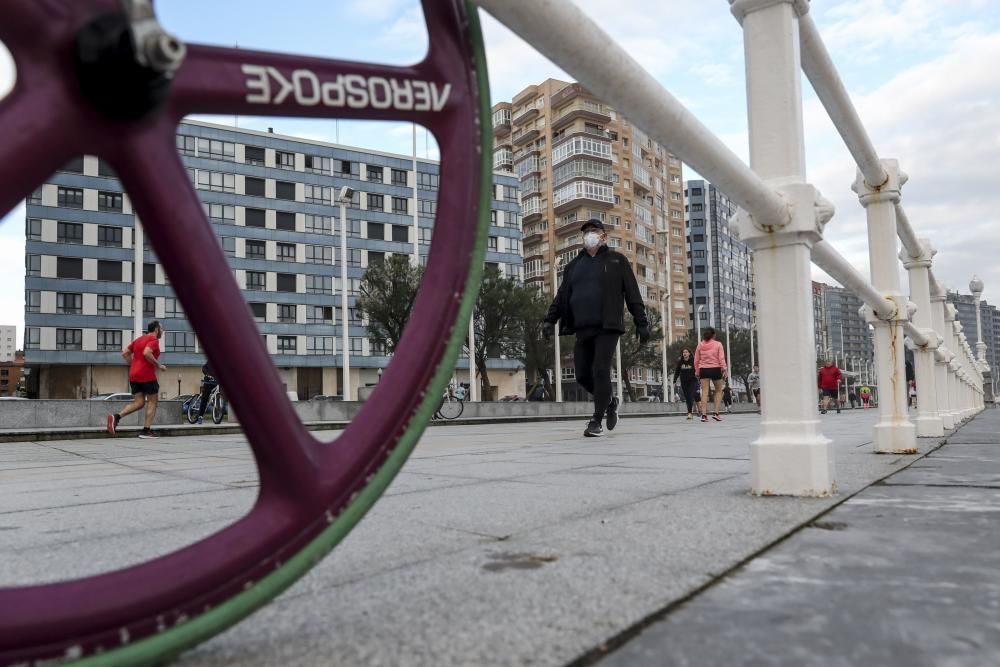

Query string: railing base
[914,415,944,439]
[751,432,836,497]
[873,421,918,454]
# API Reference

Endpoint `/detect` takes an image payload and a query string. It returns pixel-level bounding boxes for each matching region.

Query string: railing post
[730,0,835,496]
[945,303,962,422]
[853,159,916,453]
[930,285,955,430]
[900,239,943,437]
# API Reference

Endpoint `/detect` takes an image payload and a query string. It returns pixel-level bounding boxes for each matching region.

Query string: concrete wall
[0,399,186,429]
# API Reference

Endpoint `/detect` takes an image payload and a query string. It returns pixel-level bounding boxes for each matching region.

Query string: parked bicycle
[184,385,227,425]
[433,380,465,420]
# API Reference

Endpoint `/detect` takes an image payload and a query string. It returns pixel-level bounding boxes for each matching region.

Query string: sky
[1,0,999,348]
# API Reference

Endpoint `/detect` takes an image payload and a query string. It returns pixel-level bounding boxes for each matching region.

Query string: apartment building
[0,325,15,363]
[23,121,523,399]
[814,282,875,364]
[948,290,999,374]
[684,180,754,332]
[492,80,689,399]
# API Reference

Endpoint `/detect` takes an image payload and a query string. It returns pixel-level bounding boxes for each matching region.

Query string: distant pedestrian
[818,359,842,415]
[673,348,698,420]
[694,327,727,422]
[908,380,917,408]
[107,321,166,439]
[722,383,733,413]
[748,364,761,410]
[859,385,872,409]
[194,361,219,425]
[849,391,857,409]
[543,219,649,438]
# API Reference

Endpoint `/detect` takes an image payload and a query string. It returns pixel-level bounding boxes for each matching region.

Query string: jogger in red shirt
[106,321,167,439]
[817,359,843,415]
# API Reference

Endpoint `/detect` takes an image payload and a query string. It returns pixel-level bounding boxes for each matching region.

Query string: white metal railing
[521,196,544,217]
[552,181,614,208]
[473,0,985,498]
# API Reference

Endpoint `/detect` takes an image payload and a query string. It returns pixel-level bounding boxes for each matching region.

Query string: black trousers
[574,330,620,422]
[680,378,698,413]
[197,382,216,416]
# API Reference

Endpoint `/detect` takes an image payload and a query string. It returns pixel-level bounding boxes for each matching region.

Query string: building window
[97,191,123,212]
[245,240,265,259]
[305,214,332,235]
[348,248,362,267]
[164,297,183,318]
[346,218,362,237]
[391,169,408,186]
[98,294,122,316]
[97,225,123,247]
[57,292,82,314]
[26,218,42,241]
[244,207,266,228]
[29,187,43,204]
[367,222,384,240]
[488,236,498,252]
[305,155,330,174]
[366,165,383,183]
[276,211,296,231]
[391,225,409,243]
[176,135,196,156]
[244,177,266,196]
[166,331,196,352]
[60,156,85,174]
[305,274,332,293]
[249,302,267,321]
[221,236,236,257]
[339,160,354,175]
[143,263,156,283]
[277,242,296,262]
[246,271,266,290]
[143,296,155,317]
[368,251,384,265]
[392,196,408,214]
[509,238,521,254]
[26,290,41,313]
[277,335,297,353]
[97,260,122,281]
[304,184,331,204]
[276,151,295,169]
[197,138,236,161]
[350,337,364,354]
[204,202,236,221]
[305,245,332,264]
[417,172,439,190]
[57,221,84,244]
[25,327,40,350]
[278,304,296,323]
[276,181,296,200]
[367,193,384,211]
[276,273,296,292]
[306,335,334,354]
[97,329,122,352]
[196,171,235,193]
[307,306,334,324]
[56,328,83,350]
[56,257,83,279]
[244,146,265,165]
[418,199,436,217]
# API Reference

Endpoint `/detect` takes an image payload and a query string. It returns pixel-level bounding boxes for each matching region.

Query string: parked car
[89,392,134,401]
[310,394,343,401]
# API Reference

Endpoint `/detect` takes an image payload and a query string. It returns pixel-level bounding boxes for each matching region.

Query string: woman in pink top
[694,327,728,422]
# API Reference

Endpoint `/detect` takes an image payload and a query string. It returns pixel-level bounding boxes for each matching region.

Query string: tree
[470,268,536,400]
[620,307,665,401]
[724,329,755,399]
[516,287,556,399]
[354,255,423,354]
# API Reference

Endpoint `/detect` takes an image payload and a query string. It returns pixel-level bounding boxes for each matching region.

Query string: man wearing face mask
[543,219,650,437]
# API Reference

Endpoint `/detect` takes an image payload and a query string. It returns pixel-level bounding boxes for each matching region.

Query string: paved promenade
[0,409,986,665]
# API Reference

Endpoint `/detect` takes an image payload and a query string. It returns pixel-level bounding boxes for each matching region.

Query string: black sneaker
[837,408,841,414]
[138,429,159,439]
[584,421,604,438]
[821,409,827,414]
[606,397,620,431]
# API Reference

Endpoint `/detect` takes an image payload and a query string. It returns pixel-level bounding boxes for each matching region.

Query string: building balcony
[515,156,544,179]
[493,120,511,138]
[512,106,540,126]
[551,100,613,131]
[520,175,544,197]
[512,127,540,146]
[522,197,544,220]
[553,181,614,214]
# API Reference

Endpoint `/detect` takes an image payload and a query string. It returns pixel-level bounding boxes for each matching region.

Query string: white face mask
[583,231,602,249]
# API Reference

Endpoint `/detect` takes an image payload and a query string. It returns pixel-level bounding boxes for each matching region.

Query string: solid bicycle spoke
[169,44,461,126]
[114,127,323,500]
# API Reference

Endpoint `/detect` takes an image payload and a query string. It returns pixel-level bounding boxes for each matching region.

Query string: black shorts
[822,388,838,398]
[700,367,723,381]
[130,381,159,396]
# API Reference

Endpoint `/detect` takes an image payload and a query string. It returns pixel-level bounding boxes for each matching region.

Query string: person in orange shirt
[694,327,728,422]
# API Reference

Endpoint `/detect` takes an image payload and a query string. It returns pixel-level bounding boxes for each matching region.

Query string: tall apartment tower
[948,290,999,373]
[818,283,874,364]
[23,122,524,399]
[0,325,15,363]
[812,281,830,357]
[683,180,754,332]
[492,80,690,384]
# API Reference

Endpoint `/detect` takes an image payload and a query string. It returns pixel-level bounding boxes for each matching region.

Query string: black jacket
[544,245,648,335]
[673,358,696,385]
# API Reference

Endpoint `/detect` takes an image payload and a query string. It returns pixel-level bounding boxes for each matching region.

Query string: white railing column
[945,304,962,422]
[731,0,835,496]
[930,287,955,430]
[853,160,916,454]
[900,239,943,437]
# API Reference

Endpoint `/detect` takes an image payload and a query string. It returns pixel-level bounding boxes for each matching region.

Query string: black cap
[580,218,605,233]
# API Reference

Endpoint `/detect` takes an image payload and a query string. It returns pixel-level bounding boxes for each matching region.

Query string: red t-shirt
[818,366,842,390]
[128,333,161,382]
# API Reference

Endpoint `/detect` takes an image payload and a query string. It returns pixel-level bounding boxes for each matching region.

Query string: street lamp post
[696,304,706,341]
[660,294,671,402]
[725,314,733,381]
[338,186,355,401]
[970,276,989,370]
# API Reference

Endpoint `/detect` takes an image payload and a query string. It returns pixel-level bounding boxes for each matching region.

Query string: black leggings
[197,382,216,416]
[574,330,620,422]
[680,378,698,413]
